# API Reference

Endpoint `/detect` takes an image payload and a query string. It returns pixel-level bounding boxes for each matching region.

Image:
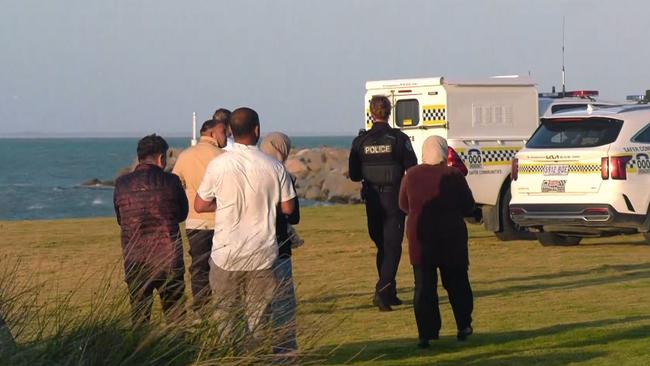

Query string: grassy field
[2,204,650,365]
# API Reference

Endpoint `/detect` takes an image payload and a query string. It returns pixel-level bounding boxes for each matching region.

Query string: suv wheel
[536,232,582,246]
[495,186,535,241]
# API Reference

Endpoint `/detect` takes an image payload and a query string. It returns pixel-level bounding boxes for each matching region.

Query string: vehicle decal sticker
[456,147,521,167]
[625,153,650,174]
[422,105,446,126]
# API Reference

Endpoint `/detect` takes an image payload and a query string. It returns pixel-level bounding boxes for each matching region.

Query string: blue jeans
[272,256,298,353]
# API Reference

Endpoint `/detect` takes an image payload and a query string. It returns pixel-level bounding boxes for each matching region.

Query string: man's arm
[173,176,189,222]
[278,165,297,216]
[286,182,300,225]
[195,194,216,213]
[348,138,363,182]
[280,198,296,216]
[113,185,121,225]
[195,161,218,213]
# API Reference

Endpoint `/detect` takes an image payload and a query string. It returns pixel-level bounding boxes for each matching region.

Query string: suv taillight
[511,158,519,181]
[602,156,632,180]
[447,147,468,176]
[601,157,609,180]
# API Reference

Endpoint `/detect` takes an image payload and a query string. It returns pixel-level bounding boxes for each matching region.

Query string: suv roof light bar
[538,90,599,99]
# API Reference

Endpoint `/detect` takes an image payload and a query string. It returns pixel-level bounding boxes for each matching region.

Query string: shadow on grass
[301,263,650,313]
[474,263,650,286]
[315,315,650,365]
[473,265,650,299]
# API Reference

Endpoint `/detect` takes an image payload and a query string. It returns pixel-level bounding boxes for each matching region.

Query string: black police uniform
[349,121,418,306]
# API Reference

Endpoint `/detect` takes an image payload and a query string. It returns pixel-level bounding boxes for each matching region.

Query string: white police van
[510,104,650,245]
[364,76,539,240]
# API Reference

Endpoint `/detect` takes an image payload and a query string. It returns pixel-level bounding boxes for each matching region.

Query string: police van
[364,76,539,240]
[510,104,650,245]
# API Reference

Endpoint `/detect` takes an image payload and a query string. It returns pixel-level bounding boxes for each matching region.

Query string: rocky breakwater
[81,147,362,204]
[286,147,361,204]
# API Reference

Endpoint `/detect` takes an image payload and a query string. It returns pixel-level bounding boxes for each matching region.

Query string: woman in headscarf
[260,132,301,355]
[398,135,476,348]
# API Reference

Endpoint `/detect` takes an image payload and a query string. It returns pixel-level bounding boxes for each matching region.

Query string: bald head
[230,107,260,145]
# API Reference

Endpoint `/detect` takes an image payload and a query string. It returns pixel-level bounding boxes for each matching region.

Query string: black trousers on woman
[412,265,473,339]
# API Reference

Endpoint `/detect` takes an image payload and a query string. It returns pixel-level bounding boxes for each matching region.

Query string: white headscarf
[422,135,448,165]
[260,132,292,163]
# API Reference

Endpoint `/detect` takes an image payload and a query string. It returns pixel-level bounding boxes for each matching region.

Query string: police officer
[349,95,417,311]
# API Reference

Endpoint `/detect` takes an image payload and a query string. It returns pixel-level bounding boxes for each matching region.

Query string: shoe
[388,296,403,306]
[373,294,393,312]
[457,326,473,341]
[417,338,430,348]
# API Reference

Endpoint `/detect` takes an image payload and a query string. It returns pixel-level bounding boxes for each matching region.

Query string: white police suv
[538,90,620,117]
[510,104,650,245]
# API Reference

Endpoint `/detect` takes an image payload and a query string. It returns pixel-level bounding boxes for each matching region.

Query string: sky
[2,0,650,137]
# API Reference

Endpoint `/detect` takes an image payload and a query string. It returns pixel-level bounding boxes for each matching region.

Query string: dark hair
[200,119,217,135]
[137,134,169,161]
[230,107,260,139]
[212,108,231,125]
[370,95,391,120]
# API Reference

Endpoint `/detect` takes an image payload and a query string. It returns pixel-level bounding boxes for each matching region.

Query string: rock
[285,158,309,179]
[304,186,324,201]
[296,149,325,172]
[321,173,362,203]
[106,146,362,205]
[80,178,114,187]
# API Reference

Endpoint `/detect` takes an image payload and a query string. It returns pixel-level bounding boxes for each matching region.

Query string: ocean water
[0,136,353,220]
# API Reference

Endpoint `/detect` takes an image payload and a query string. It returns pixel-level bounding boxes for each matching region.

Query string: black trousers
[125,263,186,327]
[364,188,405,300]
[412,265,473,339]
[186,229,214,314]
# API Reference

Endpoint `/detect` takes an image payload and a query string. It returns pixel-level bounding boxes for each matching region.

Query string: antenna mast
[561,16,566,96]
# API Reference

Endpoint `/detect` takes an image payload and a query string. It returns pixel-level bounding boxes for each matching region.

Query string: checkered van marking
[422,105,446,126]
[455,147,521,167]
[366,110,372,129]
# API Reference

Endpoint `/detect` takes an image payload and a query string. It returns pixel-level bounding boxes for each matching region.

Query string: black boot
[372,294,393,312]
[457,326,473,341]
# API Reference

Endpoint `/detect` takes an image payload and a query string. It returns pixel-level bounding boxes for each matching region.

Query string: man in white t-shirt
[195,107,296,341]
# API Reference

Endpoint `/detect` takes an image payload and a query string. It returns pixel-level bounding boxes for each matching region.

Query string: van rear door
[393,95,447,163]
[515,117,623,194]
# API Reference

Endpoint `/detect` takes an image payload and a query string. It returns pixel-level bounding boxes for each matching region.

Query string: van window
[527,118,623,148]
[395,99,419,127]
[551,104,588,114]
[632,124,650,143]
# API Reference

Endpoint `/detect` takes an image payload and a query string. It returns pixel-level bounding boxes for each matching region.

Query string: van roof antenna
[561,16,566,97]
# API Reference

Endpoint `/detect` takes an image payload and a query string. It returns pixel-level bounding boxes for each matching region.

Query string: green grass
[2,205,650,365]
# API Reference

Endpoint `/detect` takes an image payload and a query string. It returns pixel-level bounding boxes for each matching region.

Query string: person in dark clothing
[113,134,189,326]
[399,135,476,348]
[349,95,418,311]
[261,132,301,355]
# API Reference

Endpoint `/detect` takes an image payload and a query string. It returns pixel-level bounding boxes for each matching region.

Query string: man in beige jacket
[173,118,227,315]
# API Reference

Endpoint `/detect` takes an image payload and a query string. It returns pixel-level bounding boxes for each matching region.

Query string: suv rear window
[527,118,623,148]
[395,99,419,127]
